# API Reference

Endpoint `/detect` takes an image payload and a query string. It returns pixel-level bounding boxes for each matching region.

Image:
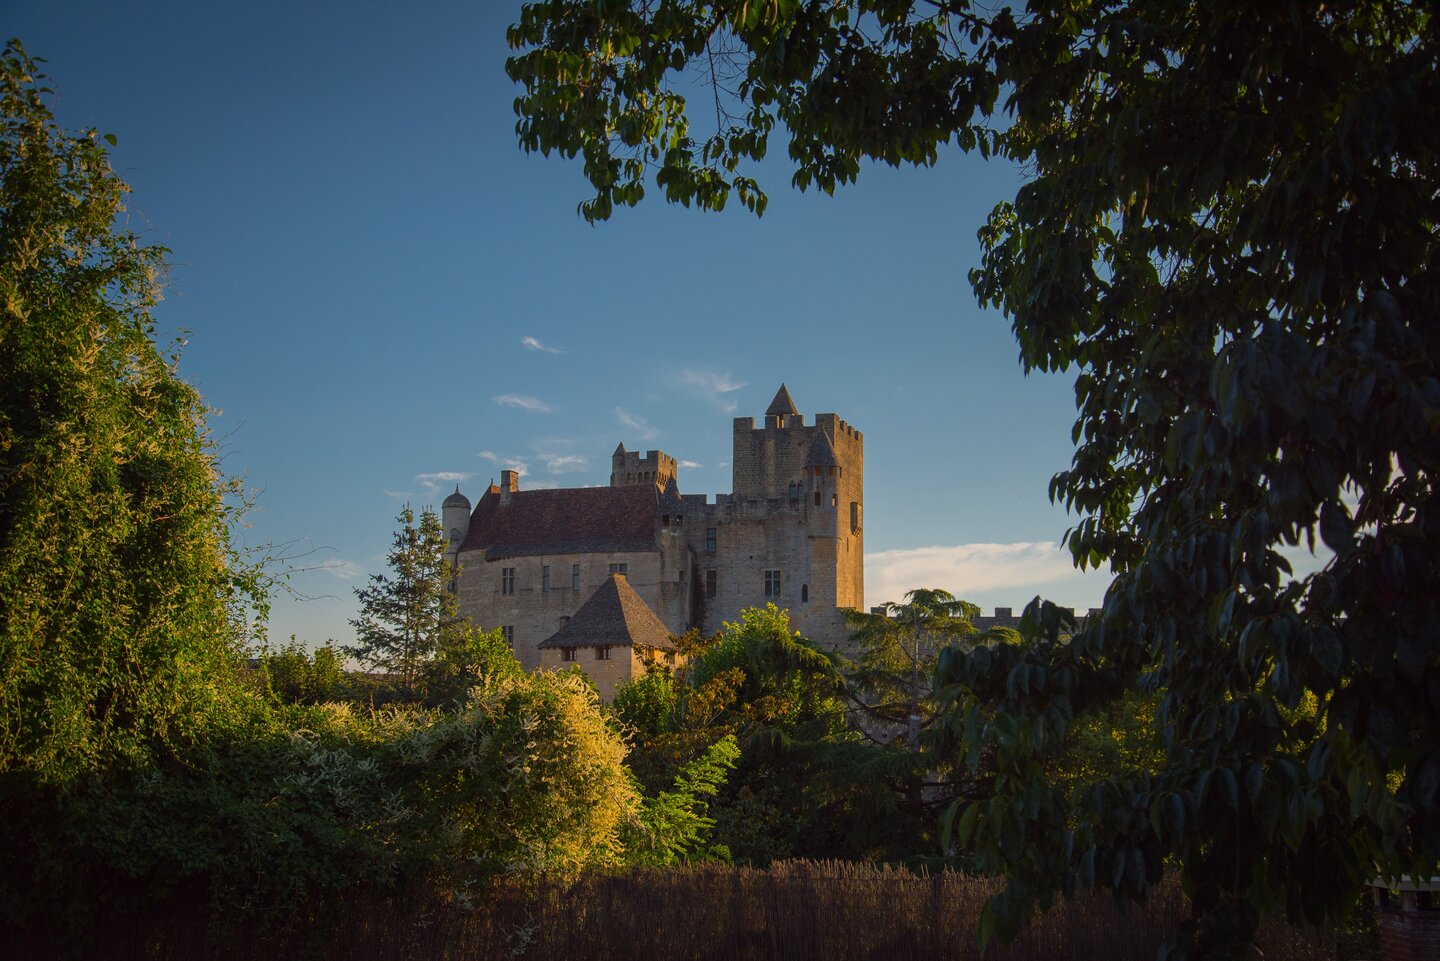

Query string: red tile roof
[457,483,660,560]
[537,574,676,650]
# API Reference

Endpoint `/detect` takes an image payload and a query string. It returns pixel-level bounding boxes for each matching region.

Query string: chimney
[500,469,519,504]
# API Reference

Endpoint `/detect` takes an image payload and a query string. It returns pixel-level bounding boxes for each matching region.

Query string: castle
[442,385,864,692]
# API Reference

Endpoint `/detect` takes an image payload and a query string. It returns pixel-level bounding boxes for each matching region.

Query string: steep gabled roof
[766,383,799,417]
[458,484,659,559]
[804,430,840,468]
[538,574,676,651]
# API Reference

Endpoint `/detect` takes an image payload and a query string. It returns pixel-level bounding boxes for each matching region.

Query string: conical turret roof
[766,383,799,416]
[537,574,675,651]
[805,431,840,468]
[443,485,471,508]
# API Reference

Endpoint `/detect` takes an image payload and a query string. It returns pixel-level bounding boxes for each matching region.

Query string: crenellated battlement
[610,444,678,489]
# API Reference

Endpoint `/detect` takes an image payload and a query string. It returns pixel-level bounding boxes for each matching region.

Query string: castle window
[450,528,460,543]
[678,568,686,583]
[662,515,669,527]
[562,647,577,662]
[596,646,613,661]
[609,563,628,576]
[788,482,801,503]
[502,625,515,644]
[764,570,781,597]
[814,491,821,506]
[851,502,862,531]
[706,570,717,599]
[706,528,716,552]
[542,565,550,593]
[832,493,838,507]
[501,568,515,595]
[572,564,581,592]
[802,584,809,603]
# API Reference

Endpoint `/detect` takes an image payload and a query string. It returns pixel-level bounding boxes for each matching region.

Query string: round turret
[442,485,471,557]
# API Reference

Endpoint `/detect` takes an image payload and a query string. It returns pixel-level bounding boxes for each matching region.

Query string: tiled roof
[766,383,800,416]
[805,431,840,468]
[457,483,660,559]
[538,574,676,650]
[443,485,471,509]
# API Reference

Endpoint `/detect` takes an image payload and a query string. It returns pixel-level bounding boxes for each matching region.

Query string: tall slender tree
[345,505,458,694]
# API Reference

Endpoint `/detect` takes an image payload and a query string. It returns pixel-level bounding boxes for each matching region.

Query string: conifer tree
[345,505,458,694]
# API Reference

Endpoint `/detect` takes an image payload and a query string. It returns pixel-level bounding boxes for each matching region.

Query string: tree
[344,505,459,695]
[421,623,524,709]
[0,40,257,783]
[260,638,346,705]
[506,3,1439,957]
[847,588,1003,743]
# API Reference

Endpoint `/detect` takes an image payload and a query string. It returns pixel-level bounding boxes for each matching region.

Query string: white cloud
[521,336,563,354]
[541,453,588,474]
[478,450,529,476]
[413,470,474,495]
[493,394,554,414]
[679,460,702,470]
[381,488,413,501]
[615,407,659,441]
[866,542,1113,612]
[316,558,364,580]
[669,368,746,411]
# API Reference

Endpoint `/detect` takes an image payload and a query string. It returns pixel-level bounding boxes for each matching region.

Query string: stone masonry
[443,385,865,671]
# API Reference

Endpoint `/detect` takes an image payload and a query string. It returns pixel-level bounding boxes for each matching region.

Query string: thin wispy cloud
[478,450,529,476]
[679,460,702,470]
[414,470,474,496]
[615,407,659,441]
[866,542,1113,612]
[669,368,746,411]
[493,394,554,414]
[521,336,563,354]
[315,558,364,580]
[541,454,588,474]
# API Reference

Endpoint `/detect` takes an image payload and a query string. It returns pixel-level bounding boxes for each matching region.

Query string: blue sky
[13,1,1119,646]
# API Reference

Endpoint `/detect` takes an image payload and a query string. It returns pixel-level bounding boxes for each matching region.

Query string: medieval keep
[442,385,864,695]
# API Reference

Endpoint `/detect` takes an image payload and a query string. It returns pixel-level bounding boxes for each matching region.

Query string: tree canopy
[0,40,257,783]
[507,3,1439,957]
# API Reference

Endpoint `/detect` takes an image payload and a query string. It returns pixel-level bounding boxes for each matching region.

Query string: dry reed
[94,861,1337,961]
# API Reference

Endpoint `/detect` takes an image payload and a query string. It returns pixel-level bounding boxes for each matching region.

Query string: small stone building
[536,573,677,700]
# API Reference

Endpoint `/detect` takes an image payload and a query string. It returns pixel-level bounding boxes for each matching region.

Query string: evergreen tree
[344,505,458,695]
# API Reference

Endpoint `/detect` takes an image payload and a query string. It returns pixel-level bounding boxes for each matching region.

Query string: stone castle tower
[446,384,864,669]
[678,383,864,643]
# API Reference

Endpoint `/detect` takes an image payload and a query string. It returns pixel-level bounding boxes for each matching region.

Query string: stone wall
[456,546,692,670]
[536,645,652,701]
